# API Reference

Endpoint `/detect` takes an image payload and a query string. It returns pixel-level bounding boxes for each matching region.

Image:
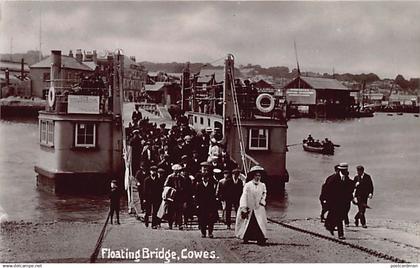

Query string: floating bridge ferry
[182,54,289,190]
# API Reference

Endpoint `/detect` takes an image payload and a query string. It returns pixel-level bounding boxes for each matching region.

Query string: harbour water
[0,113,419,223]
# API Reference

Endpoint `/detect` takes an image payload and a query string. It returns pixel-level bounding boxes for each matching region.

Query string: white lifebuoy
[48,86,55,107]
[256,93,275,113]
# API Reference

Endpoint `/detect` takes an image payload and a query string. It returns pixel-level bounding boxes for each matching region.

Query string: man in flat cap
[143,166,164,228]
[323,163,354,240]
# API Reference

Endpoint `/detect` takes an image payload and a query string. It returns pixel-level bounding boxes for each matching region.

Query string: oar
[333,144,341,147]
[287,142,303,147]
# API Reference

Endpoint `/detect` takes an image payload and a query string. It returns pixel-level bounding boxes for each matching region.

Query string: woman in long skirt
[234,166,267,245]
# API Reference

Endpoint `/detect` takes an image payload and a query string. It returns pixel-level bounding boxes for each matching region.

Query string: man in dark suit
[353,165,374,228]
[223,168,243,229]
[132,105,142,124]
[194,171,219,238]
[143,166,164,228]
[324,163,355,240]
[320,164,339,222]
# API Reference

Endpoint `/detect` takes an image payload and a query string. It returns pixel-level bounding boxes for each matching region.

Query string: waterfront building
[284,76,358,118]
[144,81,181,106]
[30,54,93,99]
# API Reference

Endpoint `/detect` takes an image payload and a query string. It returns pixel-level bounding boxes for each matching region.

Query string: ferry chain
[267,218,409,263]
[90,211,111,263]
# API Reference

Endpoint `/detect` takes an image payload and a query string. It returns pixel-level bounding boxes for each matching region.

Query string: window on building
[194,116,197,123]
[43,72,50,82]
[208,118,211,127]
[249,128,269,150]
[75,123,96,148]
[200,117,204,125]
[40,120,54,146]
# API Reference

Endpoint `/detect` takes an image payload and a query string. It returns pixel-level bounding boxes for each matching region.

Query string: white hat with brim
[172,164,183,171]
[248,165,266,176]
[338,163,348,170]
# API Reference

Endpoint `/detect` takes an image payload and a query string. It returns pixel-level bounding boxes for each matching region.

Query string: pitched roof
[0,61,30,72]
[145,82,166,92]
[30,55,93,71]
[198,68,224,84]
[83,61,98,71]
[300,76,349,90]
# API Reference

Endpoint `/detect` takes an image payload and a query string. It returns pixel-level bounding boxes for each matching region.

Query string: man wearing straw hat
[323,163,354,240]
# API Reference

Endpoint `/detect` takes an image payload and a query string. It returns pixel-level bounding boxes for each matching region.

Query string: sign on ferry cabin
[286,88,316,105]
[68,95,100,114]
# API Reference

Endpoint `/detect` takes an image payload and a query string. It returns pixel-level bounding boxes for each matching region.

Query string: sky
[1,1,420,79]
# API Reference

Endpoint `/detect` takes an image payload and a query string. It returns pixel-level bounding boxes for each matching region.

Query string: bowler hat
[200,161,211,167]
[150,166,158,171]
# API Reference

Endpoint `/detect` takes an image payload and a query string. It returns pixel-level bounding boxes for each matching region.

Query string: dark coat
[143,175,164,204]
[224,177,243,204]
[323,173,354,230]
[164,173,191,203]
[354,173,374,198]
[194,179,219,224]
[110,188,121,209]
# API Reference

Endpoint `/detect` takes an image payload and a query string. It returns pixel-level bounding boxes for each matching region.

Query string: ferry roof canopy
[30,55,93,71]
[284,76,355,91]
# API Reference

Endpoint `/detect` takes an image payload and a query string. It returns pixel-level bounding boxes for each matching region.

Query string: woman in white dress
[234,165,267,245]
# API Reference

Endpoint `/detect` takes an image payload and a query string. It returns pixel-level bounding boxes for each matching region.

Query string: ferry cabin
[34,50,124,194]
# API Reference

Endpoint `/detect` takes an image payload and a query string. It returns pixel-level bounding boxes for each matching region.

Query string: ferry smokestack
[51,50,62,92]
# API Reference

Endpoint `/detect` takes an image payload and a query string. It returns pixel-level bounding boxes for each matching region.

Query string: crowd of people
[110,105,268,245]
[320,163,374,240]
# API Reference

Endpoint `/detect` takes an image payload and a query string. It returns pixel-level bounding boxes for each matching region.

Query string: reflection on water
[1,113,420,222]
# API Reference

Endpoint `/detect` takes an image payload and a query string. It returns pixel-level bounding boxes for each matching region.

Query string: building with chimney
[30,53,93,99]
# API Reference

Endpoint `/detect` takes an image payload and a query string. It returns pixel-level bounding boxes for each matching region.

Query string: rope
[90,211,111,263]
[227,60,248,175]
[267,218,408,263]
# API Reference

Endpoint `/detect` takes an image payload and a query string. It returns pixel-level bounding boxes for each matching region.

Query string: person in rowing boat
[322,138,335,153]
[306,134,314,144]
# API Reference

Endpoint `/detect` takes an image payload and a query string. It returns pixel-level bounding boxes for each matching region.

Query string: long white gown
[234,180,267,239]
